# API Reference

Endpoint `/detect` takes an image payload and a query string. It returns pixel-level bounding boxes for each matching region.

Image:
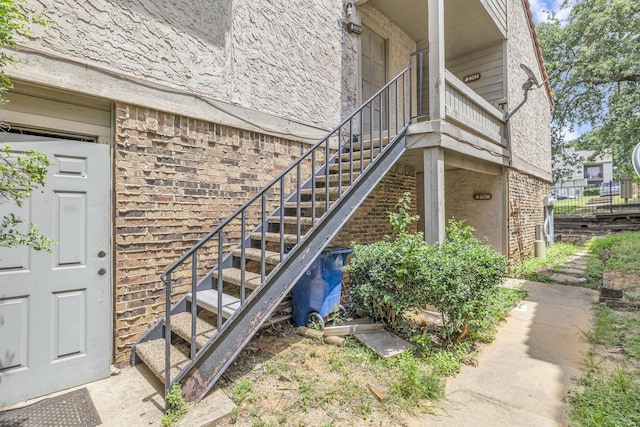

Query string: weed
[160,384,189,427]
[229,407,238,424]
[388,352,444,410]
[568,368,640,426]
[231,378,253,403]
[328,355,345,372]
[277,413,288,425]
[510,242,579,279]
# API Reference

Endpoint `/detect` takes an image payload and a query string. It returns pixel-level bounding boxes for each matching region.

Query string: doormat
[0,387,101,427]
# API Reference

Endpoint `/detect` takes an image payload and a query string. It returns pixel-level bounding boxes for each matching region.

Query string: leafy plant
[231,378,254,403]
[161,384,189,427]
[429,220,508,340]
[1,0,48,103]
[347,197,508,342]
[0,145,55,250]
[346,193,433,333]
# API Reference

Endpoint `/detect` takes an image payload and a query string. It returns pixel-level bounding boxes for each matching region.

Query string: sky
[529,0,571,24]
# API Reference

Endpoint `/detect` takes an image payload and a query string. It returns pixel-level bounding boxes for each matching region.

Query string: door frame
[1,84,114,402]
[359,16,390,106]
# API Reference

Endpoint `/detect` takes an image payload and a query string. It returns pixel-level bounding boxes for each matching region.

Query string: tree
[537,0,640,180]
[1,0,53,250]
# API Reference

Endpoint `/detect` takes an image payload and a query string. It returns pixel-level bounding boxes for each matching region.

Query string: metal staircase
[132,53,425,404]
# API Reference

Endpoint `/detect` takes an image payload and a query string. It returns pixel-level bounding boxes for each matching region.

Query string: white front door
[361,25,387,132]
[0,133,111,406]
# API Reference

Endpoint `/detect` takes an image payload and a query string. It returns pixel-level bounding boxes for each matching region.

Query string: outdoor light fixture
[504,63,548,121]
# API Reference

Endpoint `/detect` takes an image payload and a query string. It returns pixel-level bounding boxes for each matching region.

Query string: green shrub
[346,194,435,333]
[430,221,508,340]
[346,194,508,342]
[583,187,599,196]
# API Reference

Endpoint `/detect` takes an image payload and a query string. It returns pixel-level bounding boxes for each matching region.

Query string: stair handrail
[160,57,424,282]
[158,51,425,397]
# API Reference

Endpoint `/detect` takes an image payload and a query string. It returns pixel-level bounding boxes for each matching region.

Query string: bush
[346,194,508,342]
[347,194,435,332]
[430,221,508,340]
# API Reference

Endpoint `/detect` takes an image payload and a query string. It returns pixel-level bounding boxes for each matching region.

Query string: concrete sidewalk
[0,363,235,426]
[406,279,597,426]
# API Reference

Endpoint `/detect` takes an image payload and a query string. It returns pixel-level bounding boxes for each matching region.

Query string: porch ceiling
[366,0,504,59]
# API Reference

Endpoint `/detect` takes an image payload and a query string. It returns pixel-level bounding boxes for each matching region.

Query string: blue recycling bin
[291,247,352,328]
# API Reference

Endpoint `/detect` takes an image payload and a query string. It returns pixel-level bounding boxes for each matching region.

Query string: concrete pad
[4,365,236,427]
[407,281,597,426]
[556,267,587,275]
[540,270,583,283]
[87,366,234,427]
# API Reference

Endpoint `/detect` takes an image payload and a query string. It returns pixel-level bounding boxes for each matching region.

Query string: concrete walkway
[0,362,235,426]
[405,250,597,426]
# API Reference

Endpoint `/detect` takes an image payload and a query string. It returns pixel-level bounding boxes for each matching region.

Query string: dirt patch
[600,271,640,308]
[215,322,439,427]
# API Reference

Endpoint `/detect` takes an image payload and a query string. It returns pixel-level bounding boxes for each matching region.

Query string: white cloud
[529,0,570,24]
[563,127,581,142]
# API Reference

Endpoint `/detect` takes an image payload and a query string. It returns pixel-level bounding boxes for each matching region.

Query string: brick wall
[331,162,417,248]
[507,168,551,264]
[113,103,314,365]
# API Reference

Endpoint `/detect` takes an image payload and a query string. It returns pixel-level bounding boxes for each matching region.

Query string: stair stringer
[178,132,407,402]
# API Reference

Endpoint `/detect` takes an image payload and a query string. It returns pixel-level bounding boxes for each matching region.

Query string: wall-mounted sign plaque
[473,193,492,200]
[463,73,481,83]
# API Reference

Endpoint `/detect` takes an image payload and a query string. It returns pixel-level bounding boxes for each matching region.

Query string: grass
[566,231,640,426]
[510,241,579,280]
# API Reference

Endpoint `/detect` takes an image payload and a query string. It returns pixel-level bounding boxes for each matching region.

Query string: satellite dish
[633,142,640,179]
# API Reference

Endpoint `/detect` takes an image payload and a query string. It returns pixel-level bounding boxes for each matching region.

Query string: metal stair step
[284,201,333,210]
[340,147,381,161]
[221,268,262,289]
[167,312,217,350]
[299,187,350,198]
[328,159,370,173]
[135,339,189,383]
[250,231,299,244]
[315,172,360,184]
[350,137,389,151]
[268,215,314,226]
[187,289,241,318]
[233,247,281,264]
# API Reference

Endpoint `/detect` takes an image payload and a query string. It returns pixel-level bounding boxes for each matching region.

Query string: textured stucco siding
[445,169,505,253]
[506,1,552,180]
[231,0,343,128]
[24,0,343,130]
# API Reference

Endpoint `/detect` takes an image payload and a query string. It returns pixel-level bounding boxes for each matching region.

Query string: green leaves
[346,197,508,342]
[0,145,54,251]
[538,0,640,180]
[1,0,48,103]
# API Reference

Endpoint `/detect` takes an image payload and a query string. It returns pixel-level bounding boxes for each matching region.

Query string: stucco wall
[445,169,505,253]
[24,0,343,130]
[506,1,552,180]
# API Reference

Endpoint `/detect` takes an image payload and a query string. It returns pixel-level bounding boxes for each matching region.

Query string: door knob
[98,251,106,258]
[98,268,106,275]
